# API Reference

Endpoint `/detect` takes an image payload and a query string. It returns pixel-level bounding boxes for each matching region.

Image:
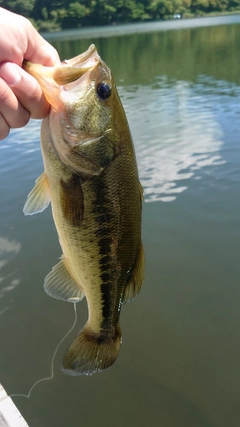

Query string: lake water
[0,15,240,427]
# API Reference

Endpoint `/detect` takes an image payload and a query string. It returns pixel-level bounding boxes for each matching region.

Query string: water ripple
[120,78,230,202]
[0,119,41,154]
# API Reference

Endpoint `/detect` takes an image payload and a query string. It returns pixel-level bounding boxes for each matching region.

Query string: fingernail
[0,62,21,86]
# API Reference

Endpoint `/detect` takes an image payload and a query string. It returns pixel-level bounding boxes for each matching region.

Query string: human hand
[0,7,60,140]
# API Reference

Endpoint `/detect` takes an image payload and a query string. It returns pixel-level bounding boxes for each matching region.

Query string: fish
[23,44,144,376]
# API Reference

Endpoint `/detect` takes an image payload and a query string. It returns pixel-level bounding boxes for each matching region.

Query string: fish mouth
[53,44,99,85]
[23,44,101,110]
[61,44,98,70]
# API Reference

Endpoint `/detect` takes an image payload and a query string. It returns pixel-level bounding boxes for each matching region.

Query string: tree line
[1,0,240,31]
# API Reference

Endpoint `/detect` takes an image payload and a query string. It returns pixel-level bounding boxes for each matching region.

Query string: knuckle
[21,15,33,32]
[31,101,50,120]
[20,114,30,127]
[20,75,41,105]
[0,128,10,140]
[51,47,59,61]
[12,110,30,129]
[0,80,31,130]
[0,82,11,104]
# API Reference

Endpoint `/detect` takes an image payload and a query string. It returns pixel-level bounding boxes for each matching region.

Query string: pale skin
[0,7,60,140]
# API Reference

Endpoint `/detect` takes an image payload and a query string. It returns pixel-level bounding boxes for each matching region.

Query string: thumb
[24,20,60,66]
[0,62,50,119]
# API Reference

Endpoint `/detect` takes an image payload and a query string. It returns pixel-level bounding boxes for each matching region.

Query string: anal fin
[44,258,84,302]
[123,242,145,303]
[23,172,51,215]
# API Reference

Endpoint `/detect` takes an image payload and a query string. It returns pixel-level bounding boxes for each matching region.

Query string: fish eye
[97,82,111,100]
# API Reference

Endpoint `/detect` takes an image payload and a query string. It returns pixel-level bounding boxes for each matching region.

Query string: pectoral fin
[123,242,145,303]
[23,172,51,215]
[60,174,84,226]
[44,258,84,302]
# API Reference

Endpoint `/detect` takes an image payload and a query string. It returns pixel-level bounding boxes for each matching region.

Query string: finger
[0,113,10,140]
[0,62,50,120]
[24,19,60,66]
[0,9,60,67]
[0,76,30,129]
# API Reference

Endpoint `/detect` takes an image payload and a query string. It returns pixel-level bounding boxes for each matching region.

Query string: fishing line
[10,302,77,399]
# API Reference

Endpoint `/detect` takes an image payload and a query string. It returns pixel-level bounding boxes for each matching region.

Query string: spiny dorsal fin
[123,242,144,303]
[23,172,51,215]
[44,257,84,302]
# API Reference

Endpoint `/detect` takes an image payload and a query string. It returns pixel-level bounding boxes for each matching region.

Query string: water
[0,16,240,427]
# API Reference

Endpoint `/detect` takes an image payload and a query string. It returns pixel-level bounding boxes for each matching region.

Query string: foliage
[0,0,35,15]
[1,0,240,31]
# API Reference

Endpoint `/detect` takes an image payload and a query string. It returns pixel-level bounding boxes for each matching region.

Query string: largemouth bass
[23,44,144,376]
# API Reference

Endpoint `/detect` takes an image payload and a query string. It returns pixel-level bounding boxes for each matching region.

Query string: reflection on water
[0,236,21,256]
[121,77,231,202]
[0,236,21,314]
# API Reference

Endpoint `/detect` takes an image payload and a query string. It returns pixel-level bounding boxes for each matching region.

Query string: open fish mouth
[23,44,99,86]
[23,44,102,110]
[61,44,98,69]
[53,44,100,86]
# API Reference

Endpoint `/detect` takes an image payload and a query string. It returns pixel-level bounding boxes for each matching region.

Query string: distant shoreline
[41,13,240,42]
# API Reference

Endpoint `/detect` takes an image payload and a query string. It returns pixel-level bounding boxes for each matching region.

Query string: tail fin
[62,324,122,376]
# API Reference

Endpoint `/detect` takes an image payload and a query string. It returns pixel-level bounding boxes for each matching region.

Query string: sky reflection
[121,79,227,202]
[0,237,21,309]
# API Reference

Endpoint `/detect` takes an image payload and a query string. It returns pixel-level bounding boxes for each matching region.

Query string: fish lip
[63,44,100,75]
[64,44,98,67]
[54,44,103,91]
[23,44,106,106]
[52,44,100,86]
